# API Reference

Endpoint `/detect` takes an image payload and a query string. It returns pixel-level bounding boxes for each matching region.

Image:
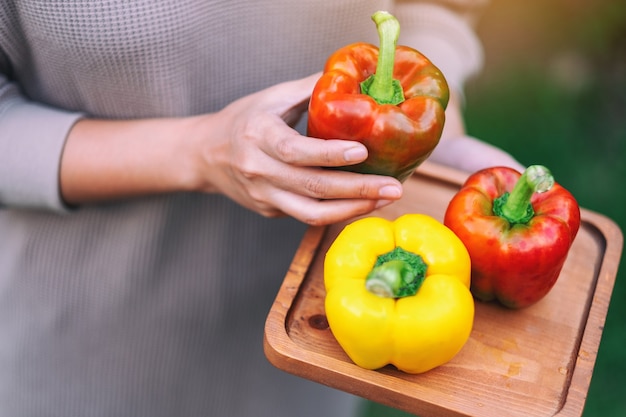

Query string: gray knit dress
[0,1,485,416]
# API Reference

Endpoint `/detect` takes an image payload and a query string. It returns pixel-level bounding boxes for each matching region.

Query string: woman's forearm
[59,117,200,205]
[429,91,524,172]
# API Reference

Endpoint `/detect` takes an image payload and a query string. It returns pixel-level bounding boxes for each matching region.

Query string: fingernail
[378,185,402,199]
[343,147,368,162]
[375,199,394,209]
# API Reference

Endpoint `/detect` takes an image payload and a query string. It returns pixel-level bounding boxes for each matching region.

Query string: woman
[0,1,520,416]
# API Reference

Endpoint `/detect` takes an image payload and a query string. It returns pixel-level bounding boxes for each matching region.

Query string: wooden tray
[264,162,623,417]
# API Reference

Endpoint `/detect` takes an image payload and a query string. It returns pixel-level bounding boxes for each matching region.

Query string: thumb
[264,73,322,125]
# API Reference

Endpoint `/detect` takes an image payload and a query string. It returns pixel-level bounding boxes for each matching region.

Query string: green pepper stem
[365,247,427,298]
[494,165,555,225]
[365,260,409,297]
[360,11,405,105]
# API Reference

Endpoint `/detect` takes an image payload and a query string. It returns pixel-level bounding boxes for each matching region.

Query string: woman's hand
[187,74,404,225]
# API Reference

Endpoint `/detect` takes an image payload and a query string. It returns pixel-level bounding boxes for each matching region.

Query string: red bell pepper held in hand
[443,165,581,309]
[307,11,449,182]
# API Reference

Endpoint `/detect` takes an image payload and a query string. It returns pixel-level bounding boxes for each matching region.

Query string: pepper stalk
[493,165,555,225]
[360,11,405,106]
[365,246,427,298]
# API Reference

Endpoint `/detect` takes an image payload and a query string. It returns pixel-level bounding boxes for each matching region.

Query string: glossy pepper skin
[444,166,581,309]
[324,214,474,374]
[308,11,449,182]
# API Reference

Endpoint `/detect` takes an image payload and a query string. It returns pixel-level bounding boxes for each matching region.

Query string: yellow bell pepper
[324,214,474,374]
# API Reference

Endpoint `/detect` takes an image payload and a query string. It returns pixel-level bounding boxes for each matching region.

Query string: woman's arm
[429,91,525,172]
[59,74,404,225]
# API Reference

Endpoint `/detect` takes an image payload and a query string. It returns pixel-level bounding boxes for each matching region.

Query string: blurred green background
[361,0,626,415]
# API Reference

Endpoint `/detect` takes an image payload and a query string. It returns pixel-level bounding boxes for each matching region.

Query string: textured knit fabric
[0,1,487,416]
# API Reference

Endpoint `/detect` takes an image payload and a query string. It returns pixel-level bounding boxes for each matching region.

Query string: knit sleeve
[0,72,83,212]
[393,0,489,94]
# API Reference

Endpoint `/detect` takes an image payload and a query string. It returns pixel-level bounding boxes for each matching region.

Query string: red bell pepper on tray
[444,165,581,309]
[308,11,449,182]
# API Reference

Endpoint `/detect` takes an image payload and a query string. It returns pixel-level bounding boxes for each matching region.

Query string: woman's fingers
[265,187,395,226]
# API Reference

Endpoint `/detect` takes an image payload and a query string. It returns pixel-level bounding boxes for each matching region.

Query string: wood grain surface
[264,162,623,417]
